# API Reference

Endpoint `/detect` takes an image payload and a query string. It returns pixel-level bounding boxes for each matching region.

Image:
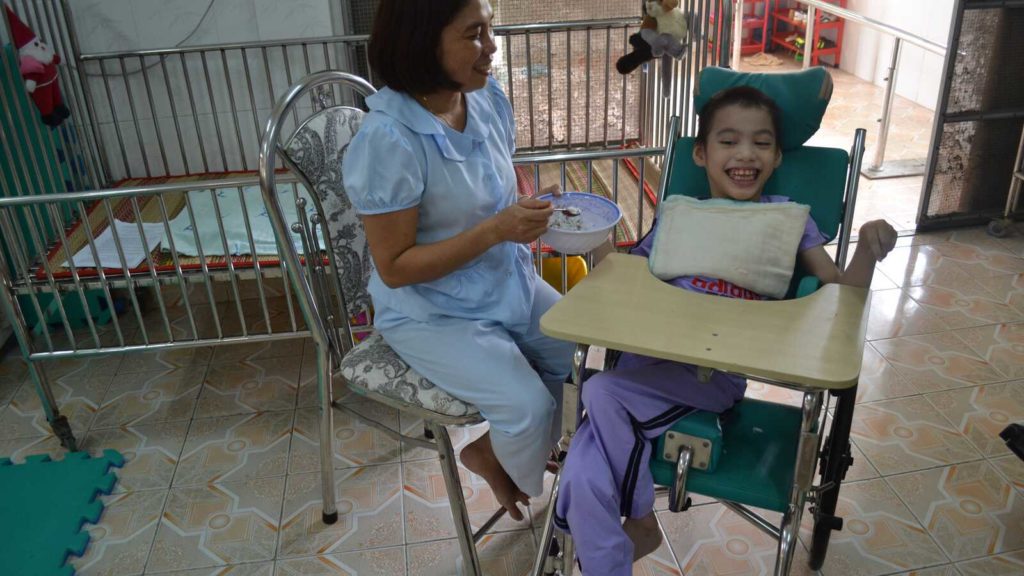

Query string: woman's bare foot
[460,433,529,521]
[623,512,662,560]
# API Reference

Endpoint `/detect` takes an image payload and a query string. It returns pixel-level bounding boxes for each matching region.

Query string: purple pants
[553,352,746,575]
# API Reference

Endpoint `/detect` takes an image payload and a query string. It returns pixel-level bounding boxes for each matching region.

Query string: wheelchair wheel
[809,386,857,570]
[987,218,1011,238]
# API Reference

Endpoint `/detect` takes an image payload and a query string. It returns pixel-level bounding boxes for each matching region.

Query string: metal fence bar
[120,56,151,178]
[140,55,171,175]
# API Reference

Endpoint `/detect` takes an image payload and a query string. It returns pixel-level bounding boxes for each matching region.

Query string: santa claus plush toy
[5,5,70,127]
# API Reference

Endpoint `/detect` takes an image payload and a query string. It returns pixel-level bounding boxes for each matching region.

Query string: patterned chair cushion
[339,331,480,419]
[283,106,372,318]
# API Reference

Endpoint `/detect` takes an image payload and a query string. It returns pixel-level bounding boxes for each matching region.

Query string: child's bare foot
[623,512,662,560]
[460,433,529,521]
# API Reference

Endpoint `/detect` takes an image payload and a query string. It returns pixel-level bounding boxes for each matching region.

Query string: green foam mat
[0,450,125,576]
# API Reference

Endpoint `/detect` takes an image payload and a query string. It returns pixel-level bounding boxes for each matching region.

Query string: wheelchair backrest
[663,140,848,243]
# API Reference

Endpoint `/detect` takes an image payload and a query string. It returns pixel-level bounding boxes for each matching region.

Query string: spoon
[552,206,581,217]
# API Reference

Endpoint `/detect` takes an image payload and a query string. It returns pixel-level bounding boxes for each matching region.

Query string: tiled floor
[2,63,1022,576]
[3,223,1022,576]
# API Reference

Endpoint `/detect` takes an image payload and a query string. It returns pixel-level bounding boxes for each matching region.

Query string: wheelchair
[533,66,870,575]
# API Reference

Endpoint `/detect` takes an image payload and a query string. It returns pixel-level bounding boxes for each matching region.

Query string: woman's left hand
[538,184,562,198]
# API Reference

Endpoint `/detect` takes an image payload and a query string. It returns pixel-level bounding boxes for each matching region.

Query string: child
[552,86,897,574]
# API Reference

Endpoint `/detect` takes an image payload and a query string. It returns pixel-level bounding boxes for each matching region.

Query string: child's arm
[799,219,898,288]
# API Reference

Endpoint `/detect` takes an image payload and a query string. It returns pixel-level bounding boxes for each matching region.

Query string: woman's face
[437,0,497,92]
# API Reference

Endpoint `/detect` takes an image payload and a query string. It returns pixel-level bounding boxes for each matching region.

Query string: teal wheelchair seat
[651,398,805,513]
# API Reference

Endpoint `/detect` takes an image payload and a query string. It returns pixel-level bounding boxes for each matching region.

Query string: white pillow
[648,196,810,299]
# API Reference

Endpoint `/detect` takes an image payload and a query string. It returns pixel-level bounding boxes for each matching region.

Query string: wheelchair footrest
[651,399,804,513]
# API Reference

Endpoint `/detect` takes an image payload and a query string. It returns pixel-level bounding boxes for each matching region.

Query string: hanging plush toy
[616,8,656,74]
[645,0,688,55]
[617,0,688,75]
[5,5,70,127]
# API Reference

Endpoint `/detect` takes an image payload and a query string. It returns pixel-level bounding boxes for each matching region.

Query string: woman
[342,0,575,521]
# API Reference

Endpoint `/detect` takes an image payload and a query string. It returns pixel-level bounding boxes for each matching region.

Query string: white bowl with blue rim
[537,191,622,255]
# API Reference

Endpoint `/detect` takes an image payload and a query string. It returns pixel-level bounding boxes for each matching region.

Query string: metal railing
[0,144,664,361]
[0,174,313,359]
[787,0,950,177]
[71,18,662,183]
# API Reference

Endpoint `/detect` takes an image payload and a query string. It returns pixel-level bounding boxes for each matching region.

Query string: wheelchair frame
[532,115,870,575]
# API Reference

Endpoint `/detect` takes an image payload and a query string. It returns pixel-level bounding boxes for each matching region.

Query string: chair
[534,66,868,575]
[259,71,502,576]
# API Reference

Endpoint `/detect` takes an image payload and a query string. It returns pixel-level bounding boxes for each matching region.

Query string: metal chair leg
[430,421,483,576]
[317,345,338,524]
[532,467,562,576]
[26,362,78,451]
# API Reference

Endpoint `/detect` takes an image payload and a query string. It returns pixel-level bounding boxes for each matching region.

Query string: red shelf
[772,11,842,30]
[711,0,771,56]
[770,0,846,67]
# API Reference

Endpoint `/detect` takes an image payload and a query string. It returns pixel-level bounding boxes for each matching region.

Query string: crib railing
[73,19,653,182]
[0,146,662,363]
[0,174,321,359]
[4,1,727,193]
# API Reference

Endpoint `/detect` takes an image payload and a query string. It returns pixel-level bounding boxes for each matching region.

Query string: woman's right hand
[490,197,553,244]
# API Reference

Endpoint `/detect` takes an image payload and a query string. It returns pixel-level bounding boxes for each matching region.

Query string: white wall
[70,0,338,54]
[839,0,955,111]
[62,0,348,180]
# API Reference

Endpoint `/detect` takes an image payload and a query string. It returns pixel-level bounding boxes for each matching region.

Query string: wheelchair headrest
[695,67,833,151]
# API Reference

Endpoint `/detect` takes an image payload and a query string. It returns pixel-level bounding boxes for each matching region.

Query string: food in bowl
[536,191,622,254]
[548,210,584,231]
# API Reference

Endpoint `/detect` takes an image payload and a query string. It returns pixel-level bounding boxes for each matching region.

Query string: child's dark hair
[695,86,782,147]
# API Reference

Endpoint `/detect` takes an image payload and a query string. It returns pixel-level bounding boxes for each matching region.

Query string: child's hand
[859,219,897,262]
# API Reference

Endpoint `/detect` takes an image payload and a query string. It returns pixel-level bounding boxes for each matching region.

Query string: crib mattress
[37,174,322,281]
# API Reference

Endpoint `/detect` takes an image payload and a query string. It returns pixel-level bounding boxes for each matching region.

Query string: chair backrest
[281,105,371,318]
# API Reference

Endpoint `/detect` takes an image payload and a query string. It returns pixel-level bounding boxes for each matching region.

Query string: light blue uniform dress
[342,77,574,497]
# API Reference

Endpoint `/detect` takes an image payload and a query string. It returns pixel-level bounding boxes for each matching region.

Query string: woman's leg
[380,316,560,513]
[512,279,576,444]
[555,359,746,574]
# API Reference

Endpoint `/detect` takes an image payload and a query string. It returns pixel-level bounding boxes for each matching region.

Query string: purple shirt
[632,195,828,301]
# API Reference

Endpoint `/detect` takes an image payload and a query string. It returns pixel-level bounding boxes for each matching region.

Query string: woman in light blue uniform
[342,0,574,521]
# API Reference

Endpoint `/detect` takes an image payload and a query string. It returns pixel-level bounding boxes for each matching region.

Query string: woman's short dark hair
[695,86,783,147]
[368,0,469,94]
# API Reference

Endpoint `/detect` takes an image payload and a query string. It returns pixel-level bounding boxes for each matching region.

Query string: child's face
[693,104,782,201]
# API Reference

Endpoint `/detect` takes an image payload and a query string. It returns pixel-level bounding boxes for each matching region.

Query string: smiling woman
[342,0,575,524]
